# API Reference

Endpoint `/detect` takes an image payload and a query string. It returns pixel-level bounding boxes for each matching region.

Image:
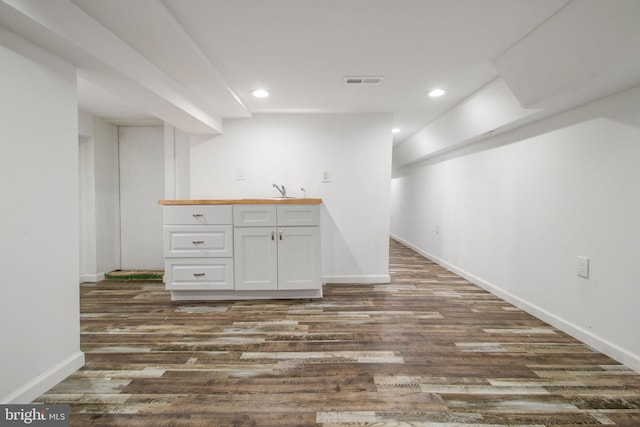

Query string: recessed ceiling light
[391,128,401,134]
[251,89,269,98]
[428,88,445,98]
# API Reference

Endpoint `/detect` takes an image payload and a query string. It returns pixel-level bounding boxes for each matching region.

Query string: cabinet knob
[193,273,205,277]
[271,231,275,241]
[192,240,204,244]
[192,213,204,217]
[279,230,283,240]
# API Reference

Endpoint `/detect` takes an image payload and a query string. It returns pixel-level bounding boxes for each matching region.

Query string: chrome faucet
[273,183,286,197]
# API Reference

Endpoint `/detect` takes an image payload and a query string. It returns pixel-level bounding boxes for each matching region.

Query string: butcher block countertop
[159,198,322,205]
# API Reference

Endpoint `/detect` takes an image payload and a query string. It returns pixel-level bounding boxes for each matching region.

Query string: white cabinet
[277,226,321,290]
[233,226,278,290]
[164,205,232,225]
[164,258,234,291]
[233,205,321,294]
[277,205,320,226]
[233,225,320,291]
[162,205,234,298]
[233,205,277,227]
[164,225,232,257]
[162,202,322,301]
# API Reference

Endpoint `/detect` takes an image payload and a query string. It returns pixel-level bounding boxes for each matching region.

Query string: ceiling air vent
[344,76,384,86]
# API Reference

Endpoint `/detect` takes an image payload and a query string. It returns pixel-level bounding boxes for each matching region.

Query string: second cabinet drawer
[164,225,232,257]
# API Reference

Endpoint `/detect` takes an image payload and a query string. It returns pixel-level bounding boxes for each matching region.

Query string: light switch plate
[321,170,331,183]
[577,256,589,278]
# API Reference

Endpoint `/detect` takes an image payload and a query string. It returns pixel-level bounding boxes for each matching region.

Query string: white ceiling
[4,0,638,144]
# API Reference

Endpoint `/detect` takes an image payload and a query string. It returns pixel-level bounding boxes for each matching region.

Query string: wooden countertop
[159,198,322,205]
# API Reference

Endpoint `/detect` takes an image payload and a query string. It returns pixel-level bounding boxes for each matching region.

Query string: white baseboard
[323,274,390,284]
[391,235,640,373]
[79,272,105,283]
[2,351,85,404]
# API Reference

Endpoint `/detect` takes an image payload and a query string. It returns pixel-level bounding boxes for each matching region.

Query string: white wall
[391,85,640,371]
[79,116,163,275]
[78,111,120,282]
[164,124,191,200]
[79,134,97,281]
[190,113,393,283]
[93,117,121,274]
[118,125,164,270]
[0,30,84,402]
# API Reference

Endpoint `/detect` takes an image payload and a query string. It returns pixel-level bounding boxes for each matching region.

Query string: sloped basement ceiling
[394,0,640,169]
[495,0,640,110]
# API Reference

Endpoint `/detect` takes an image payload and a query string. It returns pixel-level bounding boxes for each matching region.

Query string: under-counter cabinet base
[168,288,322,301]
[233,226,321,291]
[161,201,322,301]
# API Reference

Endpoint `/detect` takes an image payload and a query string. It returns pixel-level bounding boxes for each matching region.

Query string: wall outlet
[577,256,589,278]
[435,223,440,234]
[235,167,246,181]
[321,170,331,183]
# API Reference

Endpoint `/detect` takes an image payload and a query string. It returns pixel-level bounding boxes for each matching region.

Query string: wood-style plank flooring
[37,240,640,426]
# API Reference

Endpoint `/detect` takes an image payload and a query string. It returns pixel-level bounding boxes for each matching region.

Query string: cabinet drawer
[165,258,234,290]
[164,225,232,257]
[277,205,320,226]
[164,205,232,225]
[233,205,277,226]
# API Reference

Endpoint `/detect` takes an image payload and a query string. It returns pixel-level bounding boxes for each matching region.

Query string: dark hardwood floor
[37,240,640,426]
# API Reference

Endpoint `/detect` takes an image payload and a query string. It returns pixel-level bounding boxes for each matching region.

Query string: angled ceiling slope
[495,0,640,111]
[0,0,249,134]
[1,0,572,141]
[10,0,636,144]
[394,0,640,169]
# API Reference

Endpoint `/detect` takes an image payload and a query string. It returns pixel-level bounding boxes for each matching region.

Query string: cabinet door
[277,226,321,290]
[234,227,278,290]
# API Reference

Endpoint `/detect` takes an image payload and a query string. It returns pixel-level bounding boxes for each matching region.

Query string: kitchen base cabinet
[233,226,321,292]
[160,200,322,301]
[233,204,322,297]
[162,205,234,300]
